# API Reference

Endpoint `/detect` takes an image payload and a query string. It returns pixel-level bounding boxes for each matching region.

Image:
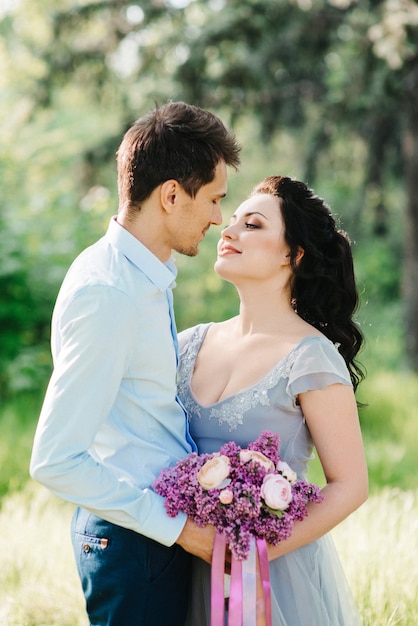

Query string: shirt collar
[105,217,177,291]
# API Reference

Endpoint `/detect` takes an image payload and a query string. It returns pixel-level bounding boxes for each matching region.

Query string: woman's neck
[232,285,298,336]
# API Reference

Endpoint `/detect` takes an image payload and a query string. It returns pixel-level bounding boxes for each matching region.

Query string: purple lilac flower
[153,430,323,560]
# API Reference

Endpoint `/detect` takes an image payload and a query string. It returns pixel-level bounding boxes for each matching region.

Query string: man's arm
[30,285,186,546]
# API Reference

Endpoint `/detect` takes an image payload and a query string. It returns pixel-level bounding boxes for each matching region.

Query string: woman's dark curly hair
[251,176,365,391]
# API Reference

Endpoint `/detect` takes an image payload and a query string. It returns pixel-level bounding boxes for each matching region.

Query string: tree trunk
[402,60,418,372]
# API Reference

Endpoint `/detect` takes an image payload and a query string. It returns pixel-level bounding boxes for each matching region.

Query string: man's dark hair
[117,101,241,211]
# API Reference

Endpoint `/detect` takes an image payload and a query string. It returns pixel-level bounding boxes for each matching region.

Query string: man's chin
[175,244,199,257]
[186,248,199,257]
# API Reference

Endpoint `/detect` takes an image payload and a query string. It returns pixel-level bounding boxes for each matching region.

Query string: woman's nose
[221,224,236,239]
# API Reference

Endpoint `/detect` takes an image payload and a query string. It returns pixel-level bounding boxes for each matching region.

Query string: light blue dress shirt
[30,217,195,546]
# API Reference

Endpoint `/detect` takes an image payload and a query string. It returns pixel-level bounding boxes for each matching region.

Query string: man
[30,101,241,625]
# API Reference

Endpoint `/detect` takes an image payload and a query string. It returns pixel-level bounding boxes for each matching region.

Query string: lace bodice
[177,323,352,478]
[178,325,305,431]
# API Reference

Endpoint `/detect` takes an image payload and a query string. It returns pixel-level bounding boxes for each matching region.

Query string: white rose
[239,449,275,472]
[260,474,293,510]
[277,461,298,484]
[197,455,231,490]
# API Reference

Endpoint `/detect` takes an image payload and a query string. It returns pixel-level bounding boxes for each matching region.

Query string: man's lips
[218,244,241,256]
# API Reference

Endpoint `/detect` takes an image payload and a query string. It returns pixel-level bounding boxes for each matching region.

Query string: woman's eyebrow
[246,211,268,219]
[230,211,268,220]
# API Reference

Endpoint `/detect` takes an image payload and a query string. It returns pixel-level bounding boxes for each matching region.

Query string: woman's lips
[218,244,241,256]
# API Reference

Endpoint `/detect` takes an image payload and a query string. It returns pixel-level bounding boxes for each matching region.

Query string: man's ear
[160,180,179,214]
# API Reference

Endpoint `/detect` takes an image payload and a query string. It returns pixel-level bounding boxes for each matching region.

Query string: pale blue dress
[178,323,362,626]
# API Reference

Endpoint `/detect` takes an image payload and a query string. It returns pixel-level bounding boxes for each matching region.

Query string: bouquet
[154,430,323,560]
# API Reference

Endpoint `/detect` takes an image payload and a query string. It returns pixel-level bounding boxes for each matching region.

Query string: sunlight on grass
[332,489,418,626]
[0,483,85,626]
[0,483,417,625]
[1,372,416,624]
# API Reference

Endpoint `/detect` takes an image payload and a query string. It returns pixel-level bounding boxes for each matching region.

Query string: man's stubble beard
[175,243,199,257]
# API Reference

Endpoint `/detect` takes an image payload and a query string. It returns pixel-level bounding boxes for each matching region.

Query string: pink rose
[277,461,297,484]
[261,474,292,510]
[239,449,275,472]
[197,455,231,490]
[219,489,234,505]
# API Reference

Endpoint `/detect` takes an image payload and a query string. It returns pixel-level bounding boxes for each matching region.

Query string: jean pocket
[75,532,110,559]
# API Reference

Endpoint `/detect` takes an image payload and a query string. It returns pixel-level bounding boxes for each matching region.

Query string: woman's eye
[245,222,260,229]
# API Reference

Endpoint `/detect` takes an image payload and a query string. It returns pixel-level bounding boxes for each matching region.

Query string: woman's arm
[267,382,368,561]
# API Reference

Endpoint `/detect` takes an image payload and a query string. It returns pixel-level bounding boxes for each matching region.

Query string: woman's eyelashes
[245,222,261,229]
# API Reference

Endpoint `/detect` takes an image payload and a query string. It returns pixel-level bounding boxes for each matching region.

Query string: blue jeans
[71,507,192,626]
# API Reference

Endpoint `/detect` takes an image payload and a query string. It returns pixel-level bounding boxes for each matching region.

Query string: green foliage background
[1,4,417,624]
[0,0,417,495]
[2,0,417,395]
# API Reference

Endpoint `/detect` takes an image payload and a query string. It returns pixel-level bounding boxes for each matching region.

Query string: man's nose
[211,204,222,226]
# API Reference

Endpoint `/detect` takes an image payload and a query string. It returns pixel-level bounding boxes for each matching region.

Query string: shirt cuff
[135,489,188,547]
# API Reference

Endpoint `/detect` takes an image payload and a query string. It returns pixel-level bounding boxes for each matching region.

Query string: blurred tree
[0,0,417,386]
[0,212,45,396]
[170,0,418,368]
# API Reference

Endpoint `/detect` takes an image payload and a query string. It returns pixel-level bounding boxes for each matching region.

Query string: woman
[177,176,368,625]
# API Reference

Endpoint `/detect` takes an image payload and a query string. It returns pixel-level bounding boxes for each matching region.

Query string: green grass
[0,483,85,626]
[0,483,416,625]
[359,371,418,491]
[332,488,418,626]
[1,367,417,625]
[0,393,41,499]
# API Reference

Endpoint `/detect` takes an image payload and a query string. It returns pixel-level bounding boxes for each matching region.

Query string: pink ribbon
[256,538,272,626]
[228,554,243,625]
[211,533,272,626]
[211,533,227,626]
[242,540,256,625]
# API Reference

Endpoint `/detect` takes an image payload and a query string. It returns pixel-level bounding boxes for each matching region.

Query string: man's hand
[176,518,216,564]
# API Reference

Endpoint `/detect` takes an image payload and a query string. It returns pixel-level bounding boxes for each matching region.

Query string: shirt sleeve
[30,284,186,546]
[286,336,352,401]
